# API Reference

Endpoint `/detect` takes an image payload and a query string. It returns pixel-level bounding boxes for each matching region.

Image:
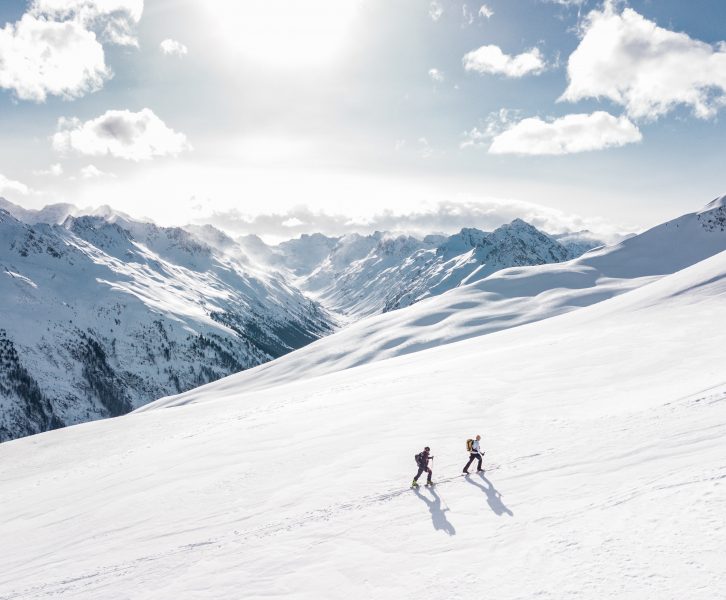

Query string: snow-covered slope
[1,243,724,599]
[0,209,334,441]
[0,198,602,441]
[146,197,726,403]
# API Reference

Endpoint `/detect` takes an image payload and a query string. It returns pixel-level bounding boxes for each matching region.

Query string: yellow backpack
[466,439,474,452]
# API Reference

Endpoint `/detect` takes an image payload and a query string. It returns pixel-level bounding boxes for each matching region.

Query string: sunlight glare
[203,0,361,68]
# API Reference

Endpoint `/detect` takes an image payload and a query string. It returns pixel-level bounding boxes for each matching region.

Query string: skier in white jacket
[463,434,483,474]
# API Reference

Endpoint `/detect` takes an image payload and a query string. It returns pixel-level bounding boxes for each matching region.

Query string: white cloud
[0,14,109,102]
[488,111,642,155]
[0,1,144,101]
[281,217,305,228]
[462,4,474,26]
[429,1,443,21]
[31,0,143,22]
[561,3,726,120]
[0,174,30,195]
[418,137,433,159]
[31,0,144,46]
[197,199,624,242]
[463,45,546,77]
[34,163,64,176]
[160,38,188,57]
[53,108,192,161]
[80,164,114,178]
[428,68,444,83]
[478,4,494,19]
[461,108,521,148]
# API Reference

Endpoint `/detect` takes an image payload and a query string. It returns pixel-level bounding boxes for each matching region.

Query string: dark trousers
[414,465,432,483]
[463,453,482,472]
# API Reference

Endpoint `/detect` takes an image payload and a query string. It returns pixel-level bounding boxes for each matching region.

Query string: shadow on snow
[414,486,456,536]
[465,473,513,517]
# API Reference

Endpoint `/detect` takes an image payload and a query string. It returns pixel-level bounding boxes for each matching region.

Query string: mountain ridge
[0,198,620,440]
[0,207,335,441]
[143,195,726,407]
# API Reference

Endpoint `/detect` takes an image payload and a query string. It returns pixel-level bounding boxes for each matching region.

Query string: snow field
[0,250,725,598]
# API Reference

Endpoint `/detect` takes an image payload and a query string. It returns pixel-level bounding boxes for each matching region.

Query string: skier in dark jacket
[463,434,483,474]
[412,446,434,487]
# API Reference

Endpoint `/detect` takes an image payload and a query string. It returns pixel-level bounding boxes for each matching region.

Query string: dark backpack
[414,452,424,466]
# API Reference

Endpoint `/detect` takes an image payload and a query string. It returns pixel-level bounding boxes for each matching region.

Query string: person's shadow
[414,487,456,535]
[466,473,513,517]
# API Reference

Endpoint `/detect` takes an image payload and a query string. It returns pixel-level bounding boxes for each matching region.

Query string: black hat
[424,446,430,451]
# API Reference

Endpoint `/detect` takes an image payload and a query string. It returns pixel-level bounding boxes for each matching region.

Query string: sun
[201,0,362,69]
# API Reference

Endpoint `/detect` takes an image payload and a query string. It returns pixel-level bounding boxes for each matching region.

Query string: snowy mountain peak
[0,215,336,441]
[292,219,586,318]
[695,195,726,232]
[699,193,726,213]
[437,227,490,257]
[0,197,132,226]
[374,234,423,257]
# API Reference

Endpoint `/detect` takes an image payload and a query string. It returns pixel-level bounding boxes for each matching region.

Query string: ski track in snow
[3,386,725,599]
[1,200,726,599]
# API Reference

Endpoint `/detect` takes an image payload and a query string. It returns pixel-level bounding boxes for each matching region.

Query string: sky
[0,0,725,241]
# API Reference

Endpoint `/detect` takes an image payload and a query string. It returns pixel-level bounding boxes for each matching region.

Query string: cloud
[31,0,143,22]
[80,164,114,178]
[478,4,494,18]
[34,163,64,176]
[429,1,443,21]
[463,45,546,77]
[488,111,642,155]
[428,68,444,83]
[462,4,474,26]
[0,1,144,101]
[0,14,109,102]
[0,174,30,195]
[544,0,586,5]
[418,137,433,159]
[461,108,522,148]
[281,217,305,228]
[53,108,192,161]
[31,0,144,46]
[195,199,624,243]
[561,3,726,120]
[160,38,188,57]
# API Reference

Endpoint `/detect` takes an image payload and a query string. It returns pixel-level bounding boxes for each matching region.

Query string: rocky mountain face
[0,199,605,441]
[0,208,334,441]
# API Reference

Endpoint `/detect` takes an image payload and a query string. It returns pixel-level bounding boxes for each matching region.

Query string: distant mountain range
[0,197,606,441]
[238,219,605,318]
[169,195,724,399]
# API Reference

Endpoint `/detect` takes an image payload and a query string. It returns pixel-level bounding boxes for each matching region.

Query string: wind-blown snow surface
[1,247,725,598]
[147,196,726,402]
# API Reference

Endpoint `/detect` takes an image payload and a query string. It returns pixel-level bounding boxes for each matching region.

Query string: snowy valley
[0,198,599,441]
[0,196,724,599]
